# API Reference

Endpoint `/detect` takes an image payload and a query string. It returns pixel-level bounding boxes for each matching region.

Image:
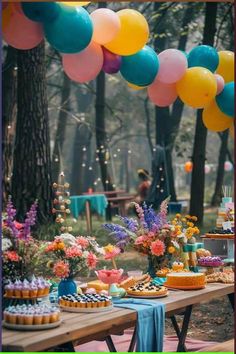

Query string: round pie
[126,282,168,297]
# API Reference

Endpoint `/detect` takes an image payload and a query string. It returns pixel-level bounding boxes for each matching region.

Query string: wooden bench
[198,339,234,352]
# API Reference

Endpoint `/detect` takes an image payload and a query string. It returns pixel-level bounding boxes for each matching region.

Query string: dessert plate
[2,320,62,331]
[127,292,168,299]
[60,305,113,313]
[166,285,205,290]
[4,294,48,299]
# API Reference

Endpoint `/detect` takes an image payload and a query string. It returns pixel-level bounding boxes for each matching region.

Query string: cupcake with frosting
[22,280,30,298]
[5,282,15,297]
[14,281,23,298]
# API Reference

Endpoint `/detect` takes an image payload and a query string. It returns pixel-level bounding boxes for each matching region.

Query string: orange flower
[55,242,65,251]
[150,240,165,256]
[168,246,175,254]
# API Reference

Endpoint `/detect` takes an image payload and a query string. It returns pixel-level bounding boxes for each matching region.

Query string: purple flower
[118,216,138,232]
[5,198,18,238]
[22,201,38,240]
[103,223,130,251]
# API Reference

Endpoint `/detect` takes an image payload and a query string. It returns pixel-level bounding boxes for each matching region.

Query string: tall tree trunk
[2,46,17,207]
[211,130,229,206]
[190,2,218,224]
[51,73,71,182]
[12,42,52,223]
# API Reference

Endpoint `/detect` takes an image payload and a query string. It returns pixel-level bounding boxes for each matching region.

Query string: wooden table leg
[175,305,193,352]
[85,200,92,233]
[120,201,126,216]
[128,326,137,352]
[53,341,75,352]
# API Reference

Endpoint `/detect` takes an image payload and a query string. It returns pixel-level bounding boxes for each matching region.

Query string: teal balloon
[22,2,61,23]
[120,46,159,86]
[216,82,234,117]
[188,45,219,72]
[44,4,93,54]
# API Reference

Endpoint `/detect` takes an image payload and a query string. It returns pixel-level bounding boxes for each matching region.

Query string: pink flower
[135,236,146,245]
[76,236,89,249]
[86,252,98,269]
[150,240,165,256]
[53,260,70,278]
[65,246,82,258]
[104,244,120,260]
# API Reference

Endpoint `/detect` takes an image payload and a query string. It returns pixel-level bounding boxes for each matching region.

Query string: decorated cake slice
[126,282,168,297]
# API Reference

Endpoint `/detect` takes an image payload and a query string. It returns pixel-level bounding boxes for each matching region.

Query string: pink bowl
[95,269,123,285]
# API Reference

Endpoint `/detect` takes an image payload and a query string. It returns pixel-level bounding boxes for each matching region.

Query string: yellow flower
[187,222,194,227]
[177,230,182,235]
[191,216,198,221]
[193,227,200,234]
[172,220,177,225]
[104,244,115,253]
[181,218,186,222]
[168,246,175,254]
[185,215,191,219]
[175,213,181,218]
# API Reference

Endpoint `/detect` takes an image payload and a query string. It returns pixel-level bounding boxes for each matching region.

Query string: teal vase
[58,278,77,297]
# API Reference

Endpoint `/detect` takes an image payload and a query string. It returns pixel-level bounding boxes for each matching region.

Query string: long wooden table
[2,283,234,352]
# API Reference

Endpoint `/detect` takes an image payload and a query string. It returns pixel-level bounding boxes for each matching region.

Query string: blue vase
[58,278,77,297]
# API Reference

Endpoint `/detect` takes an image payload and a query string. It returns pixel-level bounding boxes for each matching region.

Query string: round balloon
[11,3,24,14]
[2,4,12,31]
[91,9,120,45]
[148,80,177,107]
[185,161,193,173]
[216,82,234,117]
[224,161,233,172]
[104,9,149,56]
[176,67,217,108]
[120,46,159,86]
[188,45,219,73]
[63,41,103,83]
[127,82,146,90]
[156,49,187,84]
[102,47,121,74]
[214,74,225,95]
[204,165,211,174]
[44,4,93,53]
[216,51,234,83]
[22,2,61,23]
[202,99,233,132]
[62,2,90,6]
[3,12,43,50]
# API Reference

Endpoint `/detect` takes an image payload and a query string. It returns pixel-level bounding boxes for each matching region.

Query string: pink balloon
[148,80,177,107]
[11,3,24,14]
[204,165,211,174]
[156,49,187,84]
[91,8,121,45]
[62,41,104,83]
[3,12,43,50]
[214,74,225,95]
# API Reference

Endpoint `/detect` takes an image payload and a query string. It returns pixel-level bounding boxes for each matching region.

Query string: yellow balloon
[127,82,147,90]
[2,4,12,31]
[229,123,234,139]
[176,67,217,109]
[202,100,233,132]
[216,51,234,83]
[104,9,149,56]
[61,2,90,6]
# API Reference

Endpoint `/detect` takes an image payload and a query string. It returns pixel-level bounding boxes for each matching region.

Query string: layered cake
[126,282,168,297]
[3,304,60,326]
[59,293,112,308]
[198,256,224,267]
[165,272,206,289]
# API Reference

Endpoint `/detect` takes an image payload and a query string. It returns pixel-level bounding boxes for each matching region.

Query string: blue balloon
[120,46,159,86]
[21,2,61,23]
[188,45,219,72]
[44,5,93,54]
[216,82,234,117]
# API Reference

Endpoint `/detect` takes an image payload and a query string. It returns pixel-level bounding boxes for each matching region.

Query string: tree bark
[2,46,17,207]
[12,42,52,223]
[51,72,71,182]
[211,130,229,206]
[190,2,218,224]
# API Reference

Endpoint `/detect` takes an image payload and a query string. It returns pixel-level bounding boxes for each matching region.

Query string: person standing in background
[135,169,151,205]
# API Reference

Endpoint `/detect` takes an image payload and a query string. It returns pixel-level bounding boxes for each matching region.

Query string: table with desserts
[2,282,234,353]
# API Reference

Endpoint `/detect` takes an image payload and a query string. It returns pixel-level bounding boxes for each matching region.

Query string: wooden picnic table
[107,195,135,217]
[83,190,126,196]
[2,283,234,352]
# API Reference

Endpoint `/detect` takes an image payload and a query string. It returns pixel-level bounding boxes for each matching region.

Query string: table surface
[2,283,234,352]
[107,195,135,202]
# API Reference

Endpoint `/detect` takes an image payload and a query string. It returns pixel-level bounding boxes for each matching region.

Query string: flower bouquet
[42,233,104,296]
[2,198,40,282]
[103,199,200,276]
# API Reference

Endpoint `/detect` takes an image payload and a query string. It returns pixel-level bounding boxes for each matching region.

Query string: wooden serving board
[2,320,62,331]
[127,292,168,299]
[166,285,205,290]
[60,305,113,313]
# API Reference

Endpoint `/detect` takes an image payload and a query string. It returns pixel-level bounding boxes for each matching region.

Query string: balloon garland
[3,2,234,133]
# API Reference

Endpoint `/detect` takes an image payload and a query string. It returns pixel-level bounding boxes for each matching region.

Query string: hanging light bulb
[82,163,86,167]
[96,157,99,162]
[82,147,87,152]
[128,150,132,154]
[117,148,121,152]
[89,166,93,170]
[113,154,117,158]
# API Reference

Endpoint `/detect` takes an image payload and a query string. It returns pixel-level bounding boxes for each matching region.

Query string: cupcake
[44,281,51,295]
[5,282,14,297]
[33,314,43,325]
[14,281,23,298]
[42,311,50,324]
[22,283,30,298]
[50,309,59,323]
[29,283,38,298]
[17,312,25,325]
[24,313,33,326]
[3,310,9,322]
[37,283,45,297]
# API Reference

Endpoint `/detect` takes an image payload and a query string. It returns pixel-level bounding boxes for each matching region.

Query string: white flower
[2,238,12,251]
[171,240,180,249]
[59,233,76,246]
[95,246,105,255]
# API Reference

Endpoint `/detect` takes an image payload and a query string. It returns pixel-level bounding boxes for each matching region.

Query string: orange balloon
[202,100,233,132]
[2,3,12,31]
[185,161,193,173]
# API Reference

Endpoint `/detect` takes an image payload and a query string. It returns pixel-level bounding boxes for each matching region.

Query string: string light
[95,157,99,162]
[117,148,121,152]
[7,125,11,129]
[128,150,132,154]
[105,180,109,184]
[159,167,163,171]
[113,154,117,158]
[88,166,93,170]
[153,148,156,152]
[100,145,104,149]
[54,157,59,162]
[104,161,108,164]
[96,149,99,153]
[94,181,97,185]
[82,163,86,167]
[112,184,116,188]
[97,178,101,182]
[82,147,87,152]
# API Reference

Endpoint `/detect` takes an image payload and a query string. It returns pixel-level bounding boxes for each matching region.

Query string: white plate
[3,320,62,331]
[60,305,113,313]
[127,292,168,299]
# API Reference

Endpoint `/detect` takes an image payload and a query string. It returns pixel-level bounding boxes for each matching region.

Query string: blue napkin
[151,277,167,286]
[113,298,165,352]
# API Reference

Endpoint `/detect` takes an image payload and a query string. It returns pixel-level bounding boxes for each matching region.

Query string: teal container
[58,278,77,297]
